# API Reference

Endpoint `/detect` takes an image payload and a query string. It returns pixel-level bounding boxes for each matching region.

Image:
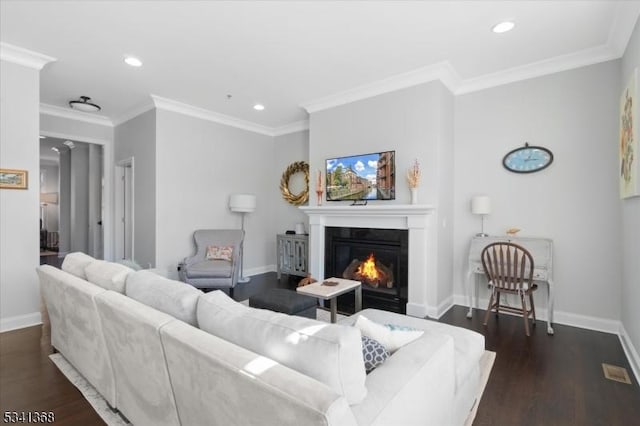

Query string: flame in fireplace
[357,253,380,281]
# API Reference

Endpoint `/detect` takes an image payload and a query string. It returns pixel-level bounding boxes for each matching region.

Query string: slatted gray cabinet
[277,234,308,279]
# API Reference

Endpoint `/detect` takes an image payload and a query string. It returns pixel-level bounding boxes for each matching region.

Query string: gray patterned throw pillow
[361,335,389,373]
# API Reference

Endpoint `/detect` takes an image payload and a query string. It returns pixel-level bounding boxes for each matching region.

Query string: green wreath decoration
[280,161,309,205]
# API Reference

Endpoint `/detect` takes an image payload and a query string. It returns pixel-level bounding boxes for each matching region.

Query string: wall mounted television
[326,150,396,201]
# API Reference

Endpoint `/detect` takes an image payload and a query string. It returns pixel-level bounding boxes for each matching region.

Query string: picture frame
[619,67,639,199]
[0,168,29,190]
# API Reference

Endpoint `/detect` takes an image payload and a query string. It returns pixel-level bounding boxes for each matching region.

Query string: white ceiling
[1,1,639,132]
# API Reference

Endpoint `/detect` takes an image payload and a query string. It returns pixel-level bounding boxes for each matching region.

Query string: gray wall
[620,18,640,370]
[0,60,41,330]
[308,81,455,308]
[273,130,310,235]
[154,109,276,276]
[70,143,89,253]
[453,60,622,324]
[114,109,157,268]
[58,150,71,254]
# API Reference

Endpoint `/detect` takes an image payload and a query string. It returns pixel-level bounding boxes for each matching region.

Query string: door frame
[115,157,135,261]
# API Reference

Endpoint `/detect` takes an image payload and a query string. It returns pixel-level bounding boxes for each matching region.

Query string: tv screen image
[326,151,395,201]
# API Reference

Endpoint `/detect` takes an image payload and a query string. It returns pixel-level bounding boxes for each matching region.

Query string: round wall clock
[503,143,554,173]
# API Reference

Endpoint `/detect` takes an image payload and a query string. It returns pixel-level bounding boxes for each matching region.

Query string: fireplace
[301,204,436,318]
[325,227,408,314]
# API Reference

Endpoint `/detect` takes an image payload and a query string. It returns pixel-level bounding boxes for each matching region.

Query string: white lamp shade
[229,194,256,213]
[471,196,491,215]
[40,192,59,205]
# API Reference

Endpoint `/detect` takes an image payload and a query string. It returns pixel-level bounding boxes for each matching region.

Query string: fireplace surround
[300,204,437,318]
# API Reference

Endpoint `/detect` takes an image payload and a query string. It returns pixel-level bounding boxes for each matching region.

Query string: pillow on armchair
[205,245,233,261]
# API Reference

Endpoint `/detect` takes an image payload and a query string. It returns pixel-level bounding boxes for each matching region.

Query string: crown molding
[300,7,639,111]
[151,95,274,136]
[607,1,640,57]
[272,120,309,137]
[112,100,155,127]
[455,44,618,95]
[40,103,113,127]
[300,62,460,114]
[0,42,56,70]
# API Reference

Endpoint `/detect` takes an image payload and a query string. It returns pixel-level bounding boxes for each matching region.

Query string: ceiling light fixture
[492,21,515,33]
[63,140,75,149]
[253,104,265,111]
[124,56,143,67]
[39,135,46,139]
[69,96,101,112]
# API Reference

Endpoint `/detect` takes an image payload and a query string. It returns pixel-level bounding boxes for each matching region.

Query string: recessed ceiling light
[492,21,515,33]
[124,56,143,67]
[253,104,265,111]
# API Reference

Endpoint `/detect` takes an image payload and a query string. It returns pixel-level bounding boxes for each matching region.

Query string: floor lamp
[229,194,256,283]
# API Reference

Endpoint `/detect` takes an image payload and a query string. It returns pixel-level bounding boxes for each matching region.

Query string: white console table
[465,235,555,334]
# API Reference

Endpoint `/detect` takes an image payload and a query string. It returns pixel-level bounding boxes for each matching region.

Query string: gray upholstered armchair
[178,229,244,298]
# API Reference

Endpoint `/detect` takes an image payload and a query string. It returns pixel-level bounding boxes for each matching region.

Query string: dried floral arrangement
[406,159,421,188]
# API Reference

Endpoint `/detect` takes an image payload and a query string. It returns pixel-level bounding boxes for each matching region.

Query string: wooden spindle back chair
[481,242,538,336]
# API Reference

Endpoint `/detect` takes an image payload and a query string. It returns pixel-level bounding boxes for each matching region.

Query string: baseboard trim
[406,302,428,318]
[619,325,640,386]
[0,312,42,333]
[435,295,455,319]
[245,264,276,277]
[452,295,620,334]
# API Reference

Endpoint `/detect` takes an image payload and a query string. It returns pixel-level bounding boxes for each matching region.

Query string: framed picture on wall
[619,67,639,199]
[0,168,29,190]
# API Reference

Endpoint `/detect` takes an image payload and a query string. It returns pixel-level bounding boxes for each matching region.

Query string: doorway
[115,158,134,261]
[39,137,104,262]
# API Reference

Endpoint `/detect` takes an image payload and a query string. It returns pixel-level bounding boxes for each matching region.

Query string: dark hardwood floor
[441,306,640,426]
[2,270,639,425]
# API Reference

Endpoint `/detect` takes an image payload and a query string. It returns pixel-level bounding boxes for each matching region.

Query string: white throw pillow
[355,315,423,354]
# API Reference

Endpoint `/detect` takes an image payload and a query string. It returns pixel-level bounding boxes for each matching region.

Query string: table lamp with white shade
[229,193,256,283]
[471,195,491,237]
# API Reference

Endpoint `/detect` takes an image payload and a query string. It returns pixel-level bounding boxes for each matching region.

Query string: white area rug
[49,353,129,425]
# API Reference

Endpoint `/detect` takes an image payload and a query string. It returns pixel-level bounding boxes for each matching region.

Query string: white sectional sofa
[37,253,486,426]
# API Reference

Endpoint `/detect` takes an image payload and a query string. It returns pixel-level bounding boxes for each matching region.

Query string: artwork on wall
[619,68,639,199]
[0,169,29,190]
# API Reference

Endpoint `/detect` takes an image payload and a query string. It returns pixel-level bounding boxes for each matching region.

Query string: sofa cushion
[355,315,423,353]
[186,260,231,278]
[361,335,389,373]
[126,270,203,326]
[197,291,367,405]
[85,260,133,293]
[342,309,484,392]
[61,252,95,279]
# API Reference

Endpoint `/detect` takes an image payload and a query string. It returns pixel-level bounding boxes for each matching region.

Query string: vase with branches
[407,159,421,204]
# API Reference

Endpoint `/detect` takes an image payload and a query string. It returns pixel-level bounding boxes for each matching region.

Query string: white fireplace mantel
[300,204,438,318]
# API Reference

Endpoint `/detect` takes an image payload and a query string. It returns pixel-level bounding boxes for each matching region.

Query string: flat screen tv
[326,151,395,201]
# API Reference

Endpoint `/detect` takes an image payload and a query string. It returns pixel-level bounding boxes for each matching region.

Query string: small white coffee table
[296,278,362,323]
